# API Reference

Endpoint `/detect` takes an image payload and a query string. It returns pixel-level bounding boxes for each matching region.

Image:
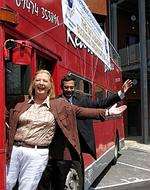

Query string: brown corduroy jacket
[7,98,106,163]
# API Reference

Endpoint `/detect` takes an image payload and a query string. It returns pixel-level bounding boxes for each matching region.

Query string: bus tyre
[112,135,119,165]
[65,161,83,190]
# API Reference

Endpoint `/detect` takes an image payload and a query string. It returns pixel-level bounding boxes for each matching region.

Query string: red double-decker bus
[0,0,125,189]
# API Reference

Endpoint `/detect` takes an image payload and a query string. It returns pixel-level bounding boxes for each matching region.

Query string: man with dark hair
[57,74,133,189]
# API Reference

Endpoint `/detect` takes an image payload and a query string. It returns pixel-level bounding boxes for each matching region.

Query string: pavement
[91,136,150,190]
[124,136,150,153]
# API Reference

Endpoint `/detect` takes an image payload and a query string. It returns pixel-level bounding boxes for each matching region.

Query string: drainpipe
[138,0,149,143]
[110,1,118,50]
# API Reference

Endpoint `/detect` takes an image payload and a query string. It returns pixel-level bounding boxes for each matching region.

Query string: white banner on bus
[62,0,111,68]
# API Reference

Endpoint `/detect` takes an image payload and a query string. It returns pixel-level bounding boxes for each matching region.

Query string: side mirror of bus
[5,39,16,50]
[4,39,16,62]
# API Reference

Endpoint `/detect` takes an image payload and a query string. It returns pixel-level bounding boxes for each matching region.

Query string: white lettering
[15,0,22,7]
[26,0,31,12]
[34,3,38,16]
[29,1,34,14]
[67,29,93,55]
[67,29,76,48]
[14,0,59,25]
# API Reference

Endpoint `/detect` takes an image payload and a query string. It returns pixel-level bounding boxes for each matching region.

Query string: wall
[86,0,107,15]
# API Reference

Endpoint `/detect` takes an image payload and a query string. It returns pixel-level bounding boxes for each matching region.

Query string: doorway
[127,101,141,136]
[36,54,56,74]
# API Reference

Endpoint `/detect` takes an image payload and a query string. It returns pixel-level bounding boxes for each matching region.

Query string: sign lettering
[15,0,59,25]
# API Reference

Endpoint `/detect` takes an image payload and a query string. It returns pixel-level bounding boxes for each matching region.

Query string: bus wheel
[112,135,119,165]
[65,162,83,190]
[65,168,79,190]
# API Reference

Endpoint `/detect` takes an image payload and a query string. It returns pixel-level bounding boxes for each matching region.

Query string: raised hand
[122,79,133,93]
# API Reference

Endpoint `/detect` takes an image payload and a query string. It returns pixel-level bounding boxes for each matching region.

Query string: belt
[13,141,49,149]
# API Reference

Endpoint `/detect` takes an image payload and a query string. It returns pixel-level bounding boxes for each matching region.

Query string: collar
[28,96,50,108]
[68,97,73,104]
[60,94,73,104]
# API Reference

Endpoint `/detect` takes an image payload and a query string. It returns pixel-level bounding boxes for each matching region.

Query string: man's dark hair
[61,74,76,89]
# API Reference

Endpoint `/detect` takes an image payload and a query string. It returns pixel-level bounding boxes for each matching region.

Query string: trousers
[7,145,49,190]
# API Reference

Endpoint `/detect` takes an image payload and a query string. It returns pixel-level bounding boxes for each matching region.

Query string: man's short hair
[61,74,76,89]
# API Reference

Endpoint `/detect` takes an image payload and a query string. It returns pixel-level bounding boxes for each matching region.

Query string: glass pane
[95,86,105,100]
[68,73,92,97]
[6,62,30,109]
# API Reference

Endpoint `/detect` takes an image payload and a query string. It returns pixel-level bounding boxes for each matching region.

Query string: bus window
[84,80,91,94]
[5,61,30,110]
[68,73,92,98]
[95,86,106,101]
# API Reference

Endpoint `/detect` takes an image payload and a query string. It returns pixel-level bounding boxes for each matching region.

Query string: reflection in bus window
[68,73,92,98]
[95,86,105,101]
[5,62,30,109]
[107,90,114,97]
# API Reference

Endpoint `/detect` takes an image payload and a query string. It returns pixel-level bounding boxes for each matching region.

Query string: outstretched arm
[80,79,133,109]
[74,104,127,120]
